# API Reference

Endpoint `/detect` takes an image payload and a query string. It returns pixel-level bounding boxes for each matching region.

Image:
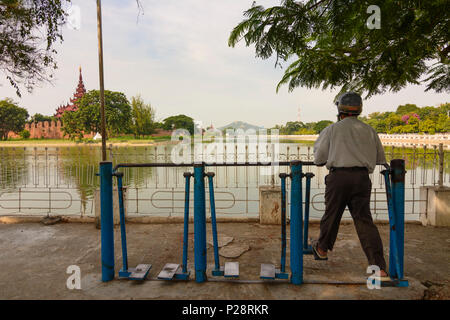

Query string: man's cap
[335,92,363,115]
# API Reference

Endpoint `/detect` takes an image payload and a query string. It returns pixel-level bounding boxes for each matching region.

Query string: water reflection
[0,143,448,218]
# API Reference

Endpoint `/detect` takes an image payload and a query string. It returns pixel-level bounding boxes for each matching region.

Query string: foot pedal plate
[129,264,152,281]
[158,263,180,280]
[260,263,276,279]
[224,262,239,278]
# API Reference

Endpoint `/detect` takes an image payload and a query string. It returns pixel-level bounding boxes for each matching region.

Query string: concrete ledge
[0,216,423,225]
[94,188,127,228]
[420,186,450,226]
[126,216,259,224]
[259,185,282,224]
[0,216,95,224]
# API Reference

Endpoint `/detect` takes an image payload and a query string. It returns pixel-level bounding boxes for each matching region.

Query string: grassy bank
[0,135,172,147]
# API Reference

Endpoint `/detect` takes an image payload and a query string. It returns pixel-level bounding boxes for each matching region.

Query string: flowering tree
[401,113,420,124]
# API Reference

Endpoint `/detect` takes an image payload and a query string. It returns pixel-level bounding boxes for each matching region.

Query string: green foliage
[313,120,333,133]
[1,0,70,96]
[163,114,194,134]
[77,90,132,136]
[20,129,30,139]
[28,113,55,123]
[153,122,164,129]
[362,103,449,133]
[296,128,316,135]
[0,98,29,140]
[61,90,132,140]
[275,120,331,135]
[396,104,420,115]
[419,119,436,134]
[61,110,83,140]
[284,121,303,134]
[229,0,450,97]
[276,103,449,134]
[130,95,156,138]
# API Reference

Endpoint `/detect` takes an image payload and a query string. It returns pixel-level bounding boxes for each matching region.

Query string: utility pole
[97,0,114,282]
[97,0,107,161]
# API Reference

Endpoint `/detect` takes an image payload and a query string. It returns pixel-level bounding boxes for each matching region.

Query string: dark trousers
[318,168,387,271]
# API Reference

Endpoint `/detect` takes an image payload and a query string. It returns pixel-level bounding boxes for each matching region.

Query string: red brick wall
[8,120,94,139]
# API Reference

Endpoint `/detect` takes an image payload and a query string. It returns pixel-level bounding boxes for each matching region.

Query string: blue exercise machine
[99,159,408,287]
[259,168,315,280]
[381,160,409,287]
[157,172,192,280]
[207,172,240,278]
[115,171,152,280]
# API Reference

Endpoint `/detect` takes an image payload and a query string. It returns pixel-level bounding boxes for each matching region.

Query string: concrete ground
[0,221,448,300]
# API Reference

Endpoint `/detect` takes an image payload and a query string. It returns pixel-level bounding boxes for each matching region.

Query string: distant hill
[218,121,264,131]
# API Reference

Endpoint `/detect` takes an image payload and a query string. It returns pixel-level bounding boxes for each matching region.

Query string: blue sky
[1,0,449,128]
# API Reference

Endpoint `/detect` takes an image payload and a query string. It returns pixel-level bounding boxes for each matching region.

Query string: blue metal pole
[289,161,303,285]
[207,173,221,274]
[193,164,207,282]
[279,173,287,273]
[100,161,114,281]
[382,168,402,280]
[303,173,314,254]
[390,159,406,281]
[182,172,192,274]
[116,173,129,276]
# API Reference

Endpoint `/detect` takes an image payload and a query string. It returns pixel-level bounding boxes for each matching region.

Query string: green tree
[419,119,437,134]
[284,121,304,134]
[400,124,417,133]
[407,116,420,132]
[153,121,164,129]
[29,113,55,123]
[1,0,71,96]
[20,129,30,139]
[61,110,83,140]
[313,120,333,133]
[390,125,403,134]
[61,90,132,139]
[417,106,440,122]
[76,90,132,137]
[296,127,316,135]
[436,114,450,133]
[163,115,194,135]
[130,95,156,138]
[396,104,420,115]
[385,113,403,132]
[438,103,450,116]
[229,1,449,97]
[0,98,29,140]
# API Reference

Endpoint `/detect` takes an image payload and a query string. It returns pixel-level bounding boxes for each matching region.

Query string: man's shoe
[373,271,391,282]
[311,240,328,261]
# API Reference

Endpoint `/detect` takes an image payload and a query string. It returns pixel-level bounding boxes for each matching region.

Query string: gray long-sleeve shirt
[313,117,386,173]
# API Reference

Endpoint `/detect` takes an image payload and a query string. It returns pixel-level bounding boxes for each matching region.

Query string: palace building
[54,67,87,118]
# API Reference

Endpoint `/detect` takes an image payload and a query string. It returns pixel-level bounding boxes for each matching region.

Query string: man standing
[313,92,389,280]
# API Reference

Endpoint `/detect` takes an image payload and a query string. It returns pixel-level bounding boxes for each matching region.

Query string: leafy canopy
[29,113,56,123]
[0,0,71,96]
[360,103,449,133]
[163,114,195,135]
[0,98,29,140]
[229,0,450,97]
[61,90,132,139]
[130,95,156,138]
